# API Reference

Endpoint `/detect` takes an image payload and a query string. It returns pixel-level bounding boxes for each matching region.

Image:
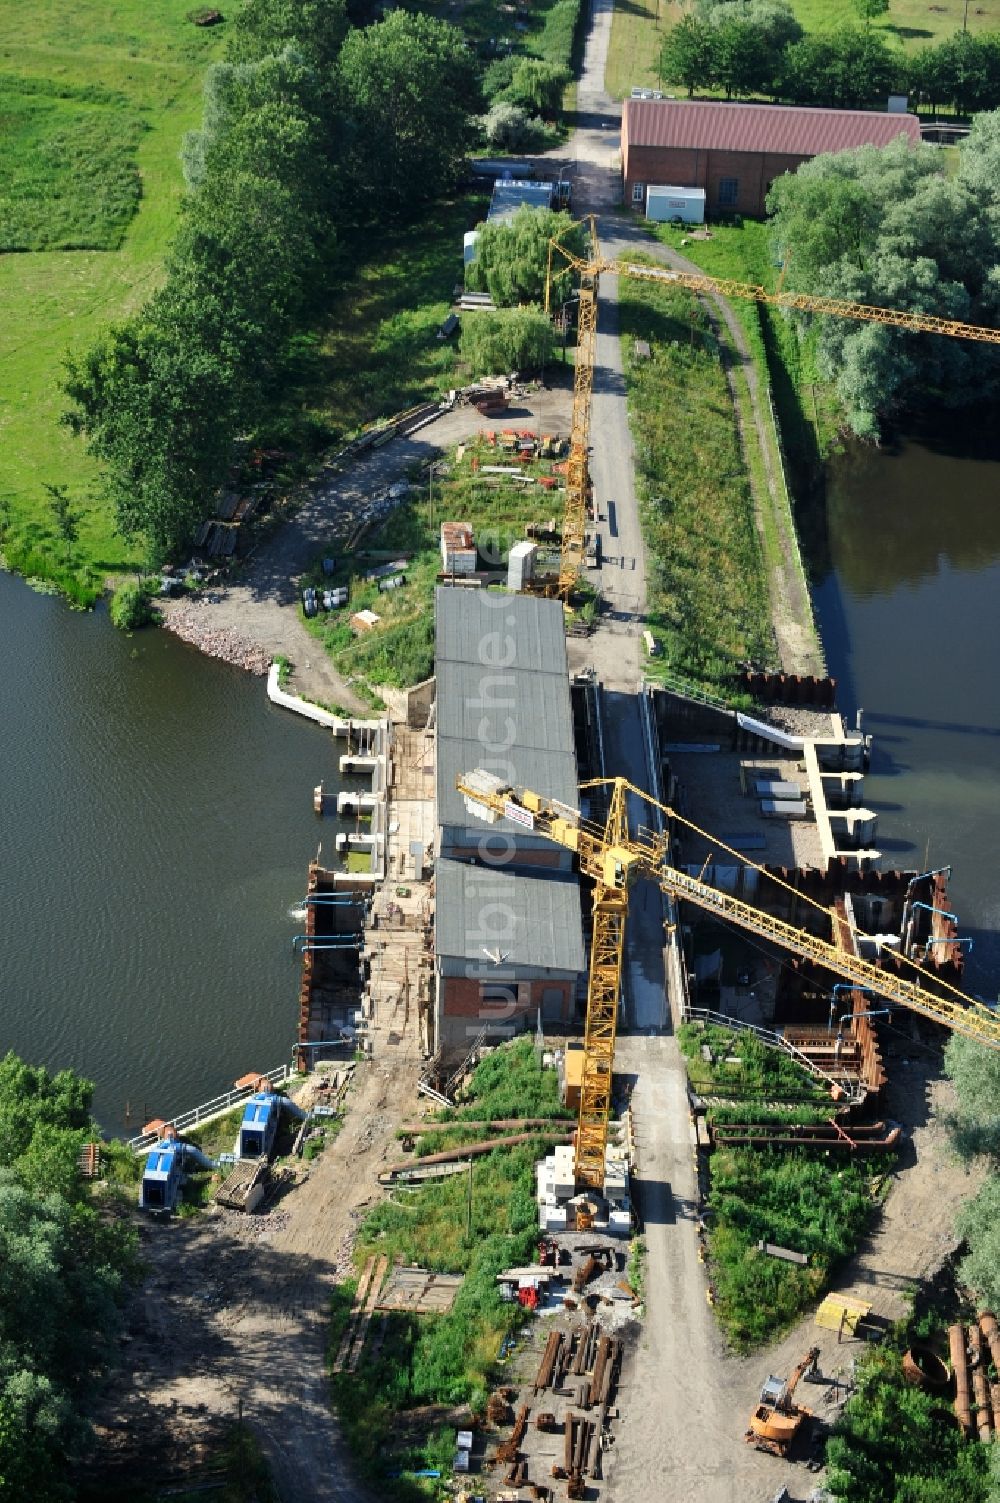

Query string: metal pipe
[911,901,958,923]
[926,935,974,953]
[906,865,952,891]
[838,1007,893,1031]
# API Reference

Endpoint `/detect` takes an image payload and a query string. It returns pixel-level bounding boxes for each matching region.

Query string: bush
[108,580,153,630]
[481,102,546,152]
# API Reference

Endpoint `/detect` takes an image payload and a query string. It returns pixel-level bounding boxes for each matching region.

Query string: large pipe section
[979,1313,1000,1430]
[950,1323,973,1436]
[970,1325,993,1441]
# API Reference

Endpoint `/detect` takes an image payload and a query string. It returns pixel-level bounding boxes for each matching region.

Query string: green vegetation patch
[678,1021,832,1103]
[301,432,571,689]
[826,1346,991,1503]
[0,84,143,251]
[677,1024,879,1348]
[707,1147,876,1350]
[619,272,774,695]
[332,1040,558,1491]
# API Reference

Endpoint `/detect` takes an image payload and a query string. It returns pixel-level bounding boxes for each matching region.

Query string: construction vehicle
[746,1347,821,1457]
[457,770,1000,1191]
[540,220,1000,601]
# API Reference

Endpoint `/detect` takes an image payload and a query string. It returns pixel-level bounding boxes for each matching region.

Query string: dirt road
[99,1056,422,1503]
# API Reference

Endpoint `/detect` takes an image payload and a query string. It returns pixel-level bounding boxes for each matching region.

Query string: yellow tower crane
[543,221,1000,601]
[457,768,1000,1191]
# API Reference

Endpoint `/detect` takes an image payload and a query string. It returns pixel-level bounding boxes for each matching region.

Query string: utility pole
[466,1157,474,1244]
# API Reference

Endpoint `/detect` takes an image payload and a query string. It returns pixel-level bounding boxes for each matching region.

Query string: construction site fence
[127,1063,295,1153]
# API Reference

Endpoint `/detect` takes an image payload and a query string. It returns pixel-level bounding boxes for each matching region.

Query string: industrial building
[433,588,586,1046]
[621,99,921,218]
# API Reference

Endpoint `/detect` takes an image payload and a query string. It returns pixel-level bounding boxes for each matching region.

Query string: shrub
[109,580,154,630]
[481,102,546,152]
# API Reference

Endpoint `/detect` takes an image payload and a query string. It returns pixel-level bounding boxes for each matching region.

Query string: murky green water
[813,428,1000,1001]
[0,571,353,1135]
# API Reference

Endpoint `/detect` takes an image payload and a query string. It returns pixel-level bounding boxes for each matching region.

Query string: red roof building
[621,99,921,218]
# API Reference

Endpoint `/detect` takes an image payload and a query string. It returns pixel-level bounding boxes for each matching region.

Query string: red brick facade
[437,975,574,1043]
[623,143,812,219]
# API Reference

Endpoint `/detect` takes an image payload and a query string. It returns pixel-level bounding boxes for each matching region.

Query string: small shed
[646,184,706,224]
[562,1041,585,1111]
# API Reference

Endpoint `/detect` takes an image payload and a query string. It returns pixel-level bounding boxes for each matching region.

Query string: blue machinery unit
[139,1091,306,1212]
[236,1091,307,1161]
[139,1137,217,1213]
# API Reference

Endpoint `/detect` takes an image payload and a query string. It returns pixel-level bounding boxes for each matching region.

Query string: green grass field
[606,0,1000,100]
[0,82,145,252]
[0,0,227,582]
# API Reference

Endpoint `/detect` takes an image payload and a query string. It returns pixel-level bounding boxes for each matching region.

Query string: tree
[466,205,587,308]
[777,28,900,108]
[711,17,773,99]
[503,58,570,117]
[43,485,79,551]
[854,0,889,29]
[0,1056,137,1501]
[706,1,802,97]
[335,12,476,219]
[958,1177,1000,1309]
[226,0,348,75]
[660,16,718,97]
[945,1033,1000,1159]
[460,305,556,375]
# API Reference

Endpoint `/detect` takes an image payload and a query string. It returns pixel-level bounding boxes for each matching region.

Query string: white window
[632,181,645,204]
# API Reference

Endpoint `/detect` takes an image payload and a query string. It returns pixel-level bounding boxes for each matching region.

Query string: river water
[0,570,350,1136]
[813,427,1000,1002]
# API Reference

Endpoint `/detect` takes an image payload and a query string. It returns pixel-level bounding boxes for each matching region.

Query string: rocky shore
[160,599,272,676]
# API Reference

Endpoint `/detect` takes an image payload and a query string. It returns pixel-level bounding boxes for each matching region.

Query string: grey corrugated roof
[623,99,920,157]
[435,857,585,974]
[487,181,555,221]
[435,590,578,834]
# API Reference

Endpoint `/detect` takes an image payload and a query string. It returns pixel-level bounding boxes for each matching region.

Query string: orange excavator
[746,1347,821,1457]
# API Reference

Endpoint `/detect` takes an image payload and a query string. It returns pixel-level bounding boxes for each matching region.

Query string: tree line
[662,0,1000,116]
[63,0,583,564]
[0,1053,137,1502]
[767,114,1000,438]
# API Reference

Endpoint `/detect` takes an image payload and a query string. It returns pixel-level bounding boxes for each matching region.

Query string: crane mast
[458,770,1000,1188]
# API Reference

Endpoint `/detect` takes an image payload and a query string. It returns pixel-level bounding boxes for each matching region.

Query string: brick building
[433,588,585,1047]
[621,99,921,219]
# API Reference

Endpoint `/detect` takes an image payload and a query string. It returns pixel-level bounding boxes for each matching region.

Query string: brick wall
[623,145,810,218]
[437,974,573,1045]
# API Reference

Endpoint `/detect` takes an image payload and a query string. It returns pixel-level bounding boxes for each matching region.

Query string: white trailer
[646,185,706,224]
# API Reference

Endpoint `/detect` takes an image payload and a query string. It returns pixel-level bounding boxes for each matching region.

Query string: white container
[646,185,706,224]
[507,539,538,592]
